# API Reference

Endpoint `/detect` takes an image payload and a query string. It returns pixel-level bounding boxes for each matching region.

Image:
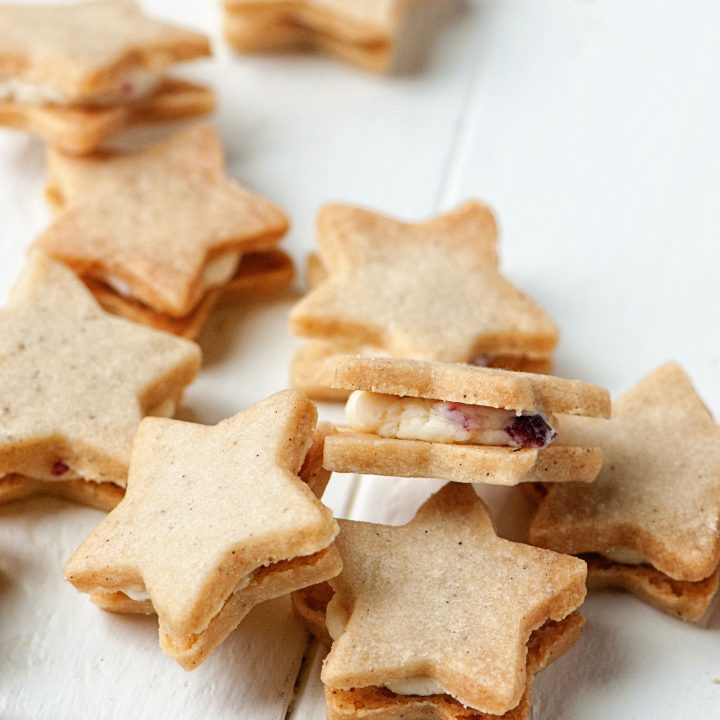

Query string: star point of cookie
[36,124,289,321]
[0,253,201,507]
[317,483,586,717]
[64,390,341,669]
[530,362,720,621]
[289,201,558,397]
[0,1,213,151]
[223,0,408,73]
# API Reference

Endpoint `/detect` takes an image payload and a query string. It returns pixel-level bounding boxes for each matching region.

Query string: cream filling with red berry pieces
[1,399,176,485]
[325,594,446,697]
[103,251,243,304]
[0,68,162,106]
[345,391,557,449]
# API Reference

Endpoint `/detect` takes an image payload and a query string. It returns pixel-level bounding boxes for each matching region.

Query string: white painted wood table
[1,1,719,718]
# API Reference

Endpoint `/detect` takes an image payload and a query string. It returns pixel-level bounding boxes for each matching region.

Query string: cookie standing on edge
[0,254,201,511]
[289,201,559,400]
[222,0,412,73]
[35,124,292,339]
[293,483,587,720]
[529,363,720,621]
[64,390,341,670]
[0,0,214,153]
[317,355,610,485]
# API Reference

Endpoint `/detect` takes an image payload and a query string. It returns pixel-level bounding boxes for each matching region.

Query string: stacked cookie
[222,0,414,73]
[0,0,214,152]
[290,202,559,400]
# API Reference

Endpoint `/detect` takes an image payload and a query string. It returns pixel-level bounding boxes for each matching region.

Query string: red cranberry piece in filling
[51,461,69,477]
[505,415,556,449]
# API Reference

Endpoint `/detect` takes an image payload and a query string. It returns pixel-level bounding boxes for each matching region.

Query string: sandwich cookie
[0,0,213,153]
[293,483,587,720]
[530,363,720,621]
[290,202,558,400]
[318,355,610,486]
[64,390,341,669]
[36,124,292,338]
[223,0,412,73]
[0,253,200,510]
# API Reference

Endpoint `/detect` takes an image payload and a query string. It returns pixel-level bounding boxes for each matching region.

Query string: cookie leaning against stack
[316,354,610,486]
[290,201,559,400]
[0,0,214,153]
[35,124,294,339]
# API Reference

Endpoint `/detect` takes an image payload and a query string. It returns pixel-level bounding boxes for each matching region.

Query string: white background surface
[0,1,719,718]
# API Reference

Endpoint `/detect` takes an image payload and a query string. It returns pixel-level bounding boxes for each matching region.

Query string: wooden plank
[344,2,720,720]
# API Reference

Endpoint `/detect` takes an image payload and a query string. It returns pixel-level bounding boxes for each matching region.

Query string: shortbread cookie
[64,390,341,669]
[36,124,290,335]
[293,582,584,720]
[0,253,200,508]
[83,248,295,339]
[290,202,559,398]
[293,483,586,718]
[223,1,410,73]
[0,1,213,152]
[318,355,609,485]
[530,363,720,621]
[292,340,553,403]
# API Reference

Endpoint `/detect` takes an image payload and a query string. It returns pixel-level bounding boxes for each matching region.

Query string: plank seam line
[433,41,489,211]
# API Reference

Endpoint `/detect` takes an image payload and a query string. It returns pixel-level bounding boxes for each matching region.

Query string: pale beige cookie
[310,483,586,717]
[36,124,289,322]
[83,249,295,339]
[291,340,553,402]
[293,581,584,720]
[530,363,720,619]
[325,428,603,486]
[319,355,609,485]
[0,1,213,151]
[289,202,559,397]
[64,390,341,670]
[317,355,609,416]
[223,0,410,73]
[0,77,215,155]
[0,253,200,504]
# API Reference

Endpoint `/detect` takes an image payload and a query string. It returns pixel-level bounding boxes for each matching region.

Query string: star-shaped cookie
[0,253,201,509]
[64,390,341,670]
[0,1,213,152]
[36,124,289,322]
[290,202,558,398]
[223,0,409,73]
[530,363,720,621]
[318,483,586,718]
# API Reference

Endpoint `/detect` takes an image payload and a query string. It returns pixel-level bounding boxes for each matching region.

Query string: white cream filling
[0,69,162,106]
[103,251,243,303]
[95,573,253,606]
[326,594,445,697]
[601,548,648,565]
[346,391,523,446]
